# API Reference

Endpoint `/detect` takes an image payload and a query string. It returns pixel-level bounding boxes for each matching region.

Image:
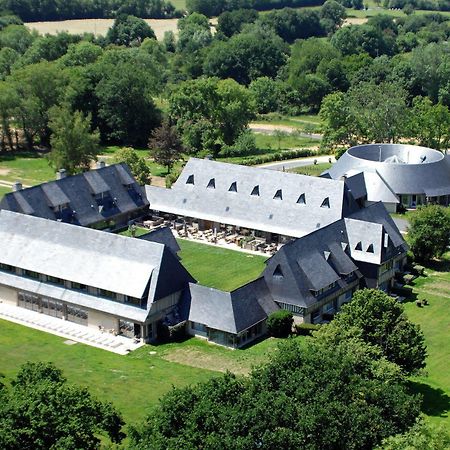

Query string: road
[258,155,335,171]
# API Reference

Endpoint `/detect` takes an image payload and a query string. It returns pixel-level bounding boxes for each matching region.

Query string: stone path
[0,302,143,355]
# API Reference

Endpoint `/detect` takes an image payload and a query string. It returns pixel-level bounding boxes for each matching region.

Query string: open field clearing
[25,17,217,39]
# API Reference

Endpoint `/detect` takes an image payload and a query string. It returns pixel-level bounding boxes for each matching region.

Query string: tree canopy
[0,362,124,450]
[317,289,427,375]
[48,104,99,174]
[129,338,421,449]
[408,205,450,263]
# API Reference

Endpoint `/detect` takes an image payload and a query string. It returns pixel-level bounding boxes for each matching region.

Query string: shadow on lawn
[0,150,46,162]
[410,381,450,419]
[425,257,450,274]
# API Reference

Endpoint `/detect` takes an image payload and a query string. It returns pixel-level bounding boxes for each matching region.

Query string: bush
[267,310,293,337]
[295,322,321,336]
[219,130,257,157]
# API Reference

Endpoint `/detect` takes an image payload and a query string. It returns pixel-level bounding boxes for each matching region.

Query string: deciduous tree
[48,104,99,174]
[408,205,450,263]
[113,147,151,184]
[0,362,124,450]
[149,121,184,173]
[317,289,427,375]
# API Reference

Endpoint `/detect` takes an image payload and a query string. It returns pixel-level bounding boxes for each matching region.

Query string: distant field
[289,162,332,176]
[26,18,181,40]
[25,17,218,39]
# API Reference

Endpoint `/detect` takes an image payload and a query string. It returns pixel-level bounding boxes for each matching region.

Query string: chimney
[56,169,67,180]
[13,181,22,192]
[97,160,106,169]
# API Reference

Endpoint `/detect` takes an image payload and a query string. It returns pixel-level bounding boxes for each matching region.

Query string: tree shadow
[426,257,450,273]
[409,381,450,419]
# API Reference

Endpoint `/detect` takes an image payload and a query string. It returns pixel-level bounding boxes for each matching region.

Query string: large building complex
[0,159,409,349]
[324,144,450,212]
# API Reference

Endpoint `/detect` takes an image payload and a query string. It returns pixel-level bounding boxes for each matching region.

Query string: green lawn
[0,184,11,199]
[0,319,217,425]
[119,226,151,237]
[347,4,450,18]
[169,0,186,10]
[403,253,450,426]
[0,152,56,186]
[0,320,283,426]
[253,133,319,151]
[289,162,332,177]
[177,238,268,291]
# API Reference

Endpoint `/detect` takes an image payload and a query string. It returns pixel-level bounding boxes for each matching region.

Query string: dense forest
[0,2,448,169]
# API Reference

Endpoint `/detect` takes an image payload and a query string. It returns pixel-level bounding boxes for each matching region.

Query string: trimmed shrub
[267,310,293,337]
[295,322,321,336]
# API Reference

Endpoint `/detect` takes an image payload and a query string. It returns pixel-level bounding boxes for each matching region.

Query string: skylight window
[228,182,237,192]
[297,193,306,205]
[273,189,282,200]
[355,241,362,251]
[186,174,194,185]
[324,251,331,261]
[207,178,215,189]
[251,185,260,196]
[367,244,374,253]
[321,197,330,208]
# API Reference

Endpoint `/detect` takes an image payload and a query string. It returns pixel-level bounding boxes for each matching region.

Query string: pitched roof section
[146,158,350,239]
[0,210,162,301]
[137,226,181,258]
[185,279,278,334]
[263,201,406,309]
[0,163,149,227]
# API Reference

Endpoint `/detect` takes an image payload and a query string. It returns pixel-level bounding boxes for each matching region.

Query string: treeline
[0,0,179,22]
[186,0,327,18]
[0,5,448,157]
[385,0,449,12]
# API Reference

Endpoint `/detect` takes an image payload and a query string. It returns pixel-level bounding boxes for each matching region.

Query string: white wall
[0,284,18,306]
[87,309,118,332]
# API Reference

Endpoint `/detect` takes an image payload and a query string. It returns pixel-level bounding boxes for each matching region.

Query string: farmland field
[25,17,218,40]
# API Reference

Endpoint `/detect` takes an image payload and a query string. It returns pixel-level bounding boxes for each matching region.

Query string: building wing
[146,158,348,238]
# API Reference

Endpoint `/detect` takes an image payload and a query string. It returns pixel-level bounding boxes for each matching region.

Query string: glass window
[67,305,88,325]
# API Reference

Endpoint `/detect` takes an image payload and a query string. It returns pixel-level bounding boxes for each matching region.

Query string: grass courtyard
[177,238,267,291]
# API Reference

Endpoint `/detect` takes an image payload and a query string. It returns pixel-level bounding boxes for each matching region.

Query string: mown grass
[289,162,332,177]
[0,319,218,425]
[253,133,319,151]
[0,151,55,186]
[177,238,268,291]
[403,252,450,426]
[0,184,11,199]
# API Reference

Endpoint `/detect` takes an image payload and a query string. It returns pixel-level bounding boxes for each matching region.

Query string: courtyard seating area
[136,215,283,256]
[0,301,143,355]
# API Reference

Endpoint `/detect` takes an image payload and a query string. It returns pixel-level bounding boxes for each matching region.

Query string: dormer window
[321,197,330,208]
[273,189,282,200]
[355,241,362,251]
[186,174,194,185]
[367,244,374,253]
[251,185,260,196]
[228,182,237,192]
[273,265,284,278]
[384,233,389,248]
[297,193,306,205]
[207,178,215,189]
[324,251,331,261]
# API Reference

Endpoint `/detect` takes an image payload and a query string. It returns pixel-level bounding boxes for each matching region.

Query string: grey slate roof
[0,211,194,319]
[184,279,279,334]
[263,202,406,309]
[137,226,181,257]
[0,163,149,227]
[146,158,355,238]
[326,144,450,197]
